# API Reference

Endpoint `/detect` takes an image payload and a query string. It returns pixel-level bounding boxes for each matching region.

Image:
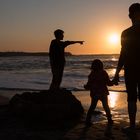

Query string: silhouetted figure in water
[84,59,113,126]
[49,29,84,90]
[113,3,140,132]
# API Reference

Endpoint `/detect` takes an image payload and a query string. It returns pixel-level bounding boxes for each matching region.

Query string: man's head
[54,29,64,40]
[129,3,140,21]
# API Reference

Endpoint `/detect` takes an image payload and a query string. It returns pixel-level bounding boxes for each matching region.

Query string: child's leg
[86,97,98,123]
[101,96,113,124]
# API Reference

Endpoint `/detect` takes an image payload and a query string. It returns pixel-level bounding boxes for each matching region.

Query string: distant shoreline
[0,52,119,57]
[0,52,72,57]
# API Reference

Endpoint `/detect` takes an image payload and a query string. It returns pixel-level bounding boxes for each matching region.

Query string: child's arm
[84,73,92,90]
[84,84,90,90]
[64,41,84,46]
[104,71,113,86]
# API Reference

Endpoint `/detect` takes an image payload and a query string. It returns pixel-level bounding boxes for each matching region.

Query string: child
[84,59,113,126]
[49,29,84,90]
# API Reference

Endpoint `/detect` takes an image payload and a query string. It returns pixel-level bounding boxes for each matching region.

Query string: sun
[108,33,120,45]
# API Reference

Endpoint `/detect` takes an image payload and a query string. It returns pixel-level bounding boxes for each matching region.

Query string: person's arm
[84,72,92,90]
[104,71,113,86]
[64,41,84,47]
[112,32,125,85]
[114,51,124,77]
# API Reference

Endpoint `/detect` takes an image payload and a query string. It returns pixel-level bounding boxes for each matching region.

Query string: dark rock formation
[9,89,84,124]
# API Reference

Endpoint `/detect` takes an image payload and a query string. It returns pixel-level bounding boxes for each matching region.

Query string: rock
[9,89,84,123]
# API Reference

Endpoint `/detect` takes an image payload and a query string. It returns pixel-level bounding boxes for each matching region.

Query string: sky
[0,0,139,54]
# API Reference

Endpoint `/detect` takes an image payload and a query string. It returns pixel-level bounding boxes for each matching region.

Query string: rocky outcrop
[9,89,84,123]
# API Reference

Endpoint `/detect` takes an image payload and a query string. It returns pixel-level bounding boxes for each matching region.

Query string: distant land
[0,52,72,57]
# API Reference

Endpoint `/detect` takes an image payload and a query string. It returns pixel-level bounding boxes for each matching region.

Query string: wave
[0,54,118,71]
[0,54,123,91]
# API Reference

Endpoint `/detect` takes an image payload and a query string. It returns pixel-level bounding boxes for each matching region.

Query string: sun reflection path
[108,92,119,108]
[111,57,118,61]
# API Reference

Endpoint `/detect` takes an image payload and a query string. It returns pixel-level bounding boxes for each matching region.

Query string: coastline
[0,89,140,139]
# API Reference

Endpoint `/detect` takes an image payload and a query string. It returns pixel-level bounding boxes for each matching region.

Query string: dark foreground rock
[0,89,84,140]
[9,89,84,123]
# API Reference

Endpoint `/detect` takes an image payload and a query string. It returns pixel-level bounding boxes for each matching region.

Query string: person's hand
[112,74,119,85]
[84,84,87,89]
[79,41,84,45]
[84,84,89,90]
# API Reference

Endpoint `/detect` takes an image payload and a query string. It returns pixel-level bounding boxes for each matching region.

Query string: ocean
[0,54,126,92]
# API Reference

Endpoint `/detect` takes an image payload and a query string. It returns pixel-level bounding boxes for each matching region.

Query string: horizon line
[0,51,119,55]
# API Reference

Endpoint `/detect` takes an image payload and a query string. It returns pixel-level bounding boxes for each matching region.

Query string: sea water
[3,54,139,122]
[0,54,126,92]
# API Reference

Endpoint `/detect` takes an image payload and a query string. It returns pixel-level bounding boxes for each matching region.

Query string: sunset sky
[0,0,139,54]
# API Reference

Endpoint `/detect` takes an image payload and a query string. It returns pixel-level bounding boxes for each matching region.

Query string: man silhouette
[49,29,84,90]
[113,3,140,132]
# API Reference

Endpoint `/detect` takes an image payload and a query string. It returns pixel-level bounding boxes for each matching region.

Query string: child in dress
[84,59,113,126]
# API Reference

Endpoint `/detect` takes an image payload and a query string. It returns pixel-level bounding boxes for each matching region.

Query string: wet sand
[67,91,140,140]
[0,90,140,140]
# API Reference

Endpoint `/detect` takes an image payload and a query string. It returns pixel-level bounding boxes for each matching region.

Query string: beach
[0,89,140,140]
[66,91,140,140]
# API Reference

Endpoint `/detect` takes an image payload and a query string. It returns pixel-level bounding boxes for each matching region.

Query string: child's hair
[54,29,64,38]
[91,59,103,71]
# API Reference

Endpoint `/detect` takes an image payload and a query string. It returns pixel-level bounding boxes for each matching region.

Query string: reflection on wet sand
[108,91,128,110]
[108,92,119,108]
[74,91,128,111]
[74,91,140,123]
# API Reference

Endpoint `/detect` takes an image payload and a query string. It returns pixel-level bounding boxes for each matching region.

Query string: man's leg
[122,101,137,133]
[125,78,137,129]
[128,101,137,128]
[138,83,140,101]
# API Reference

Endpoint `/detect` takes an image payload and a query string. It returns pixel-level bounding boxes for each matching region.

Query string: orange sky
[0,0,136,54]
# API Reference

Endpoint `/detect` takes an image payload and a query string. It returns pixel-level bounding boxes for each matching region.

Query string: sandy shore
[0,90,140,140]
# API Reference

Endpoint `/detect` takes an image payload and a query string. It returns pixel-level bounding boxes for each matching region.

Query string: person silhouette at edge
[112,3,140,132]
[49,29,84,90]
